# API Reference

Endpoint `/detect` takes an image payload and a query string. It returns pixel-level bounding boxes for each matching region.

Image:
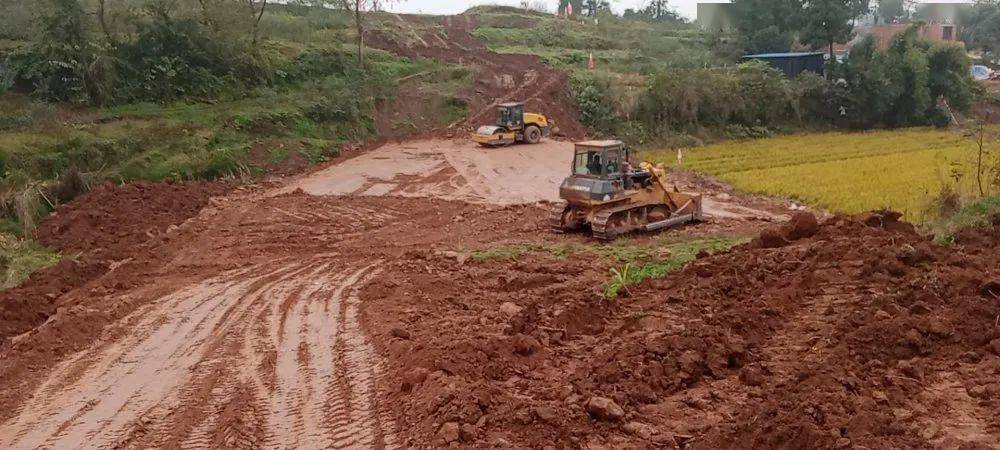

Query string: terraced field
[646,128,991,221]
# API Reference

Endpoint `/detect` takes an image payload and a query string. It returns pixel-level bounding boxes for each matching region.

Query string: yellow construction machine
[472,102,551,147]
[551,140,703,240]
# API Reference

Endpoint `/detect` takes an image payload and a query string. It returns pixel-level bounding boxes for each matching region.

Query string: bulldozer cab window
[575,149,602,176]
[604,148,622,176]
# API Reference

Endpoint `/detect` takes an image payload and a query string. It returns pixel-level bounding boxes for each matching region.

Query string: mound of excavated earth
[37,180,231,259]
[0,181,229,341]
[362,211,1000,448]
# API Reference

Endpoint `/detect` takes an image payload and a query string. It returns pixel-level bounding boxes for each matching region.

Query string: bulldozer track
[591,203,640,241]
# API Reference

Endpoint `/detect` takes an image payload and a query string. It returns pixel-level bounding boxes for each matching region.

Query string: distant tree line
[733,0,1000,61]
[571,23,975,141]
[2,0,278,105]
[732,0,871,55]
[962,0,1000,63]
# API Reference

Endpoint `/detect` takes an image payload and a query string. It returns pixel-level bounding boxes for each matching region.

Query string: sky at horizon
[386,0,973,21]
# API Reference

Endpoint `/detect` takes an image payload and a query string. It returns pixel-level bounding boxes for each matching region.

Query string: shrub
[570,73,617,135]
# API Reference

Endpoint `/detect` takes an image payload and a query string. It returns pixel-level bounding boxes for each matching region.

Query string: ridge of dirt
[36,180,231,259]
[361,211,1000,448]
[0,181,230,341]
[368,13,588,140]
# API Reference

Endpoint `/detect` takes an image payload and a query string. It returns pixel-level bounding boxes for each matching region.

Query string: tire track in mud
[0,261,396,449]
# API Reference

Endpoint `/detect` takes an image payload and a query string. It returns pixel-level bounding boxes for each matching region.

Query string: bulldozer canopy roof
[575,140,623,148]
[498,102,524,108]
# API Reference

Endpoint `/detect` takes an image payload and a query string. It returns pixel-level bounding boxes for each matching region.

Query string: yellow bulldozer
[471,102,551,147]
[551,140,703,240]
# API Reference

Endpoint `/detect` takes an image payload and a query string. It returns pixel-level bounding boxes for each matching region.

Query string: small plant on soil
[601,236,748,299]
[605,263,633,298]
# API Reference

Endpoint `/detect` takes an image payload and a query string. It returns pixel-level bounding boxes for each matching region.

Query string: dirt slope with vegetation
[0,181,229,341]
[367,12,587,139]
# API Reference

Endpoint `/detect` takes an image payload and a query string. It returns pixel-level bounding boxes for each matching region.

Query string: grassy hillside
[469,7,735,74]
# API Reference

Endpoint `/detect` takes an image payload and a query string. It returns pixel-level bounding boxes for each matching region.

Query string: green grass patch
[603,237,746,298]
[0,234,60,289]
[928,196,1000,244]
[466,235,747,298]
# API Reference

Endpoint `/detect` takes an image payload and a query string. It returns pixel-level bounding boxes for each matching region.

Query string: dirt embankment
[368,13,588,140]
[0,181,229,341]
[362,211,1000,448]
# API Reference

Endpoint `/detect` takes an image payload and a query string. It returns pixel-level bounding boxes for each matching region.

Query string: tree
[800,0,856,59]
[95,0,123,47]
[624,0,683,23]
[582,0,611,17]
[925,41,974,113]
[847,0,871,19]
[877,0,906,23]
[840,24,973,128]
[642,0,681,22]
[244,0,268,49]
[27,0,95,102]
[966,116,992,197]
[963,0,1000,63]
[296,0,385,66]
[731,0,804,53]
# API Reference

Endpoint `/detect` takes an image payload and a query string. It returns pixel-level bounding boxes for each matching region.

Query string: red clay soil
[36,180,231,259]
[0,181,230,341]
[367,13,588,140]
[361,211,1000,448]
[0,192,557,438]
[2,165,997,447]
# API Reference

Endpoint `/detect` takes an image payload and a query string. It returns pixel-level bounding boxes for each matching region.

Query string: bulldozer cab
[573,140,629,180]
[497,102,524,130]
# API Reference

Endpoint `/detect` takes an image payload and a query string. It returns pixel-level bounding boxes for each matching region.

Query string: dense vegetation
[567,26,975,145]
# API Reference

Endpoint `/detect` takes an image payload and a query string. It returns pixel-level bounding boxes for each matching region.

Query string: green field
[645,128,993,221]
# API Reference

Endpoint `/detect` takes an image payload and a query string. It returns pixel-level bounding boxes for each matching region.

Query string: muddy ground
[364,211,1000,449]
[0,134,996,449]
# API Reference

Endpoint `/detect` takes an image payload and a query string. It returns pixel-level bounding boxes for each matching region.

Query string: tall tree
[877,0,906,23]
[963,0,1000,62]
[731,0,804,53]
[301,0,388,66]
[244,0,268,49]
[800,0,855,59]
[643,0,679,22]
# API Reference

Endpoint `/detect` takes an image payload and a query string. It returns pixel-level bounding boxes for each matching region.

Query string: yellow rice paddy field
[645,128,987,221]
